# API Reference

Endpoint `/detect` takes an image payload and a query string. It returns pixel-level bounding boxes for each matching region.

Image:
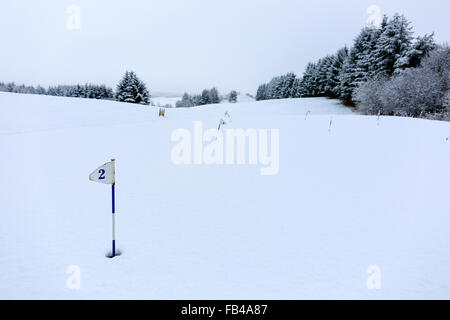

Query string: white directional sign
[89,159,115,185]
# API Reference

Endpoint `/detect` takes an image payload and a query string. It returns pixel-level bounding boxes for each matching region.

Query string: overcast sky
[1,0,448,95]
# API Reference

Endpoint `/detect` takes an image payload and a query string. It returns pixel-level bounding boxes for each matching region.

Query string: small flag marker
[305,110,311,120]
[89,159,117,258]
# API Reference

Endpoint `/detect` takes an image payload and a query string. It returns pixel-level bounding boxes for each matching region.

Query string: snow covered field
[0,92,449,299]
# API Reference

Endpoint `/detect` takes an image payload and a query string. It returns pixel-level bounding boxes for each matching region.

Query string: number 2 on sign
[98,169,105,180]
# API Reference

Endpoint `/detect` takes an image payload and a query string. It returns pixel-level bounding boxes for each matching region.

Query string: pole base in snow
[106,250,121,259]
[106,241,120,258]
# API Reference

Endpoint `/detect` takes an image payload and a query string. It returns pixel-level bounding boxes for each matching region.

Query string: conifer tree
[209,87,220,104]
[228,90,238,103]
[116,71,150,105]
[372,14,413,75]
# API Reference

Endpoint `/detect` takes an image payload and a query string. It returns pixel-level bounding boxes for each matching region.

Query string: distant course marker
[305,110,310,120]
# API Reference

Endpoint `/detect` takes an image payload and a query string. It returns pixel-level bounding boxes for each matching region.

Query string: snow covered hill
[1,92,449,299]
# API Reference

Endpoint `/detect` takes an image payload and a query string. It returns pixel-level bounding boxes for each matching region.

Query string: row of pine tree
[175,88,220,108]
[0,82,115,100]
[175,89,239,108]
[255,14,437,103]
[0,71,150,105]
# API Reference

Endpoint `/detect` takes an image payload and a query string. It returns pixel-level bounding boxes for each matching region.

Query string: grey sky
[0,0,448,95]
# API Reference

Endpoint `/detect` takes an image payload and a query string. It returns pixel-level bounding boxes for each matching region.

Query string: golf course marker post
[89,159,116,257]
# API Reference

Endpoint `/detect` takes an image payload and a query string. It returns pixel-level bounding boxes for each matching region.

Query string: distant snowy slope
[0,93,157,135]
[0,93,350,134]
[1,92,450,299]
[236,93,255,103]
[151,96,181,108]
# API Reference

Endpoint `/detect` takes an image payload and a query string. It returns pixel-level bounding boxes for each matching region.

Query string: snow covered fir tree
[116,71,150,105]
[228,90,238,103]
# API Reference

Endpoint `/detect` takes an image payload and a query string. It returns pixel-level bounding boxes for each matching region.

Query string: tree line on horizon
[0,73,240,108]
[0,71,151,105]
[0,82,115,100]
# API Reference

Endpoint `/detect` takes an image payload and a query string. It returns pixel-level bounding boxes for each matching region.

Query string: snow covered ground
[1,92,450,299]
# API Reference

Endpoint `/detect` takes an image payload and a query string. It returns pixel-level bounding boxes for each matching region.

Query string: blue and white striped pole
[112,182,116,257]
[89,158,117,258]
